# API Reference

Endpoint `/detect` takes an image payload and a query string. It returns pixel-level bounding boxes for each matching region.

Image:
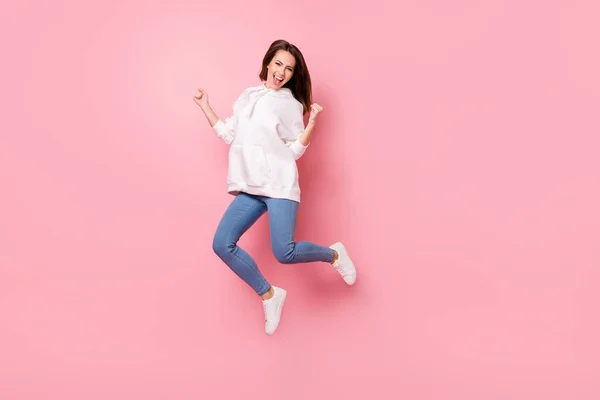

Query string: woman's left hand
[309,103,323,123]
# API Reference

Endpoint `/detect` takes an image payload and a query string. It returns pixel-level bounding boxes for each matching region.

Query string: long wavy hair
[259,39,312,114]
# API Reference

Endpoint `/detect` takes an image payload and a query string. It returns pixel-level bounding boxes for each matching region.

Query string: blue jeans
[212,192,336,295]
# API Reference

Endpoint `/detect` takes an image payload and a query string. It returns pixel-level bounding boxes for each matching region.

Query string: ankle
[330,250,339,265]
[261,286,274,301]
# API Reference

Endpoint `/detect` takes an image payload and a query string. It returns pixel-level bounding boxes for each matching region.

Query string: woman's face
[265,50,295,89]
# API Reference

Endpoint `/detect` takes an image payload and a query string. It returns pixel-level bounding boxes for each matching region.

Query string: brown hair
[259,39,312,114]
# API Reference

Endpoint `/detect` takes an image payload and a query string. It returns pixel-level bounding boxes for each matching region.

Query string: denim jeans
[212,192,336,295]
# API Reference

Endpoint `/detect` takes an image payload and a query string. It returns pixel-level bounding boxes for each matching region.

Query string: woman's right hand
[194,88,209,109]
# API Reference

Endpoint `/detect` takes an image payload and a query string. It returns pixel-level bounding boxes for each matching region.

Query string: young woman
[194,39,356,335]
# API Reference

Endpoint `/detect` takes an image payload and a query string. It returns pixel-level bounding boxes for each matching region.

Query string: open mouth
[273,75,284,85]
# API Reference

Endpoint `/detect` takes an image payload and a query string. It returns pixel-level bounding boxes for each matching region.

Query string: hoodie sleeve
[211,117,236,145]
[211,89,248,145]
[277,100,309,160]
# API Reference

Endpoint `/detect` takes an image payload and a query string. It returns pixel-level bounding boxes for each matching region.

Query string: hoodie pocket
[229,145,271,187]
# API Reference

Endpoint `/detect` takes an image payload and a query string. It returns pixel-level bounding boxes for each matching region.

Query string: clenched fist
[309,103,323,123]
[194,88,209,108]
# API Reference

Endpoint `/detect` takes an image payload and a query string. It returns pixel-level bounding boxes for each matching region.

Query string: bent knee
[273,244,295,264]
[212,233,233,257]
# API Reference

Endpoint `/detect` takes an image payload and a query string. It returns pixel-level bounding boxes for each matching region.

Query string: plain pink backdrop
[1,0,599,399]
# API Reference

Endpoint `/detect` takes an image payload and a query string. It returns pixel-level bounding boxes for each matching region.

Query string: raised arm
[298,103,323,146]
[194,88,235,144]
[281,102,323,160]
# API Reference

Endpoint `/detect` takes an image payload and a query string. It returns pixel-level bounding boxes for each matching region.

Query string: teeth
[275,76,283,81]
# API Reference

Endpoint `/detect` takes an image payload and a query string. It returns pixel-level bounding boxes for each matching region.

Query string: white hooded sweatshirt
[211,83,309,202]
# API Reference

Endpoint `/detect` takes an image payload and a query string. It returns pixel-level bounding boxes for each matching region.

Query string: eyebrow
[276,59,295,69]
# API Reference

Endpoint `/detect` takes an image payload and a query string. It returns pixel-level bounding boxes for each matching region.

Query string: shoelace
[332,260,347,276]
[262,301,271,322]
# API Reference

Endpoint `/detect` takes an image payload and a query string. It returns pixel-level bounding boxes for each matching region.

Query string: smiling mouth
[274,75,283,84]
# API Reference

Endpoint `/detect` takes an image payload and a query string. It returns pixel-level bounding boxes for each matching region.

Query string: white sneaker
[262,286,287,335]
[329,242,357,285]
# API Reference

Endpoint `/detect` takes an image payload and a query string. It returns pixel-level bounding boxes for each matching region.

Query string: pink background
[1,0,599,398]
